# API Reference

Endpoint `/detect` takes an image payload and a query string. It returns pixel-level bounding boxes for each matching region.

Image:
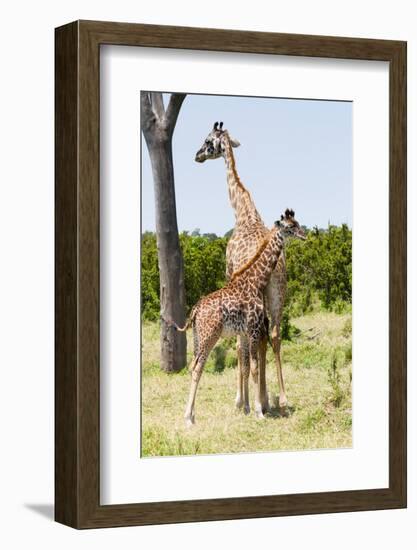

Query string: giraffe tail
[161,316,189,332]
[161,306,197,332]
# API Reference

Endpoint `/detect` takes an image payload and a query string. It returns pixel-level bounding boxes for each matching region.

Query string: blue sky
[141,93,352,236]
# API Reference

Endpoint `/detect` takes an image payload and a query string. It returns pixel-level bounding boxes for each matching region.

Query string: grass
[141,310,352,457]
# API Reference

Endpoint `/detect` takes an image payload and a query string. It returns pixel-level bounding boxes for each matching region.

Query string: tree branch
[140,91,156,135]
[165,93,186,133]
[150,92,165,120]
[140,91,152,119]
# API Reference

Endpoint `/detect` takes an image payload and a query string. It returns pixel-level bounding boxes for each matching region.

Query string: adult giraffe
[195,121,289,415]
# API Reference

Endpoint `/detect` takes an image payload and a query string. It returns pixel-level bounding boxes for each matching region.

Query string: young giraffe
[196,122,292,414]
[166,210,305,426]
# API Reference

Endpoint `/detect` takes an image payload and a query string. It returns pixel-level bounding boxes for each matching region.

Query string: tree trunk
[141,92,187,372]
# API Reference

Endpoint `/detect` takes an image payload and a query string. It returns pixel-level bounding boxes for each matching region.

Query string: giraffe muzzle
[195,150,206,163]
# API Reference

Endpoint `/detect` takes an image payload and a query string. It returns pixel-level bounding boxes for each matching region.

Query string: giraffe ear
[229,135,241,148]
[275,220,281,227]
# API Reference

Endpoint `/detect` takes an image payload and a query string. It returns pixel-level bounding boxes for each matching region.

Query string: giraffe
[195,122,292,414]
[165,210,305,426]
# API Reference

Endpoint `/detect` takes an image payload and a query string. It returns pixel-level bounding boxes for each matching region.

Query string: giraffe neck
[223,135,263,227]
[238,227,283,291]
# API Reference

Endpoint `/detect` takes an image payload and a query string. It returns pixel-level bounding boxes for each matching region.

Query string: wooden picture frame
[55,20,407,529]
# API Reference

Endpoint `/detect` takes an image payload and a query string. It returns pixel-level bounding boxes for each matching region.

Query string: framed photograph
[55,20,406,528]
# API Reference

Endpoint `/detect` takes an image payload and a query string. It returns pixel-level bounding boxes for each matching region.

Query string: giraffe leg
[184,355,205,427]
[235,337,244,410]
[249,340,264,419]
[258,335,270,414]
[240,337,250,415]
[271,324,287,409]
[184,329,220,426]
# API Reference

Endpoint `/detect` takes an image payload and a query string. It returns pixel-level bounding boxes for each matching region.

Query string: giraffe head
[195,121,240,163]
[275,209,306,240]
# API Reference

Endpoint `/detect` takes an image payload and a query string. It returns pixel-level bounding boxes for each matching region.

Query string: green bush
[281,307,301,341]
[286,224,352,314]
[224,352,238,370]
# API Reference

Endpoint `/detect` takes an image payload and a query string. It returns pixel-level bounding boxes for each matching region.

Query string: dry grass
[141,311,352,457]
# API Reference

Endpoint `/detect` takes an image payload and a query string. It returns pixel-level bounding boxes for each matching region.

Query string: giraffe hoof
[262,403,271,414]
[255,409,265,420]
[279,397,288,409]
[235,397,244,409]
[244,405,250,415]
[185,415,195,427]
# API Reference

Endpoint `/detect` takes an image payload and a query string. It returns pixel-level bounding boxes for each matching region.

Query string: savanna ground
[141,309,352,457]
